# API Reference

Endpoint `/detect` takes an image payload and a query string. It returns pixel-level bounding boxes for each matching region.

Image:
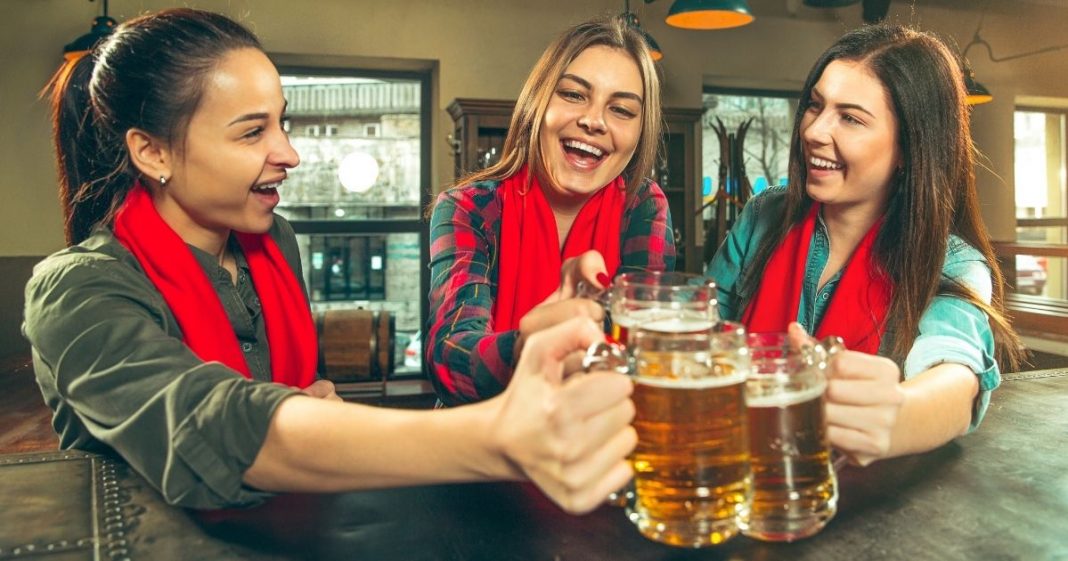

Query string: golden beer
[608,308,661,346]
[628,318,751,547]
[745,385,837,541]
[609,321,629,346]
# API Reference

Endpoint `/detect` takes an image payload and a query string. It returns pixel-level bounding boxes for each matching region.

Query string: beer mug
[581,272,724,515]
[743,332,842,542]
[607,272,719,346]
[588,319,751,547]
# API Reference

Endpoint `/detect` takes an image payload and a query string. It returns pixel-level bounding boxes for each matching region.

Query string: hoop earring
[160,175,168,186]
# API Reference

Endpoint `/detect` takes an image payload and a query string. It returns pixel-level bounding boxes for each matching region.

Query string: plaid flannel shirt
[427,178,676,405]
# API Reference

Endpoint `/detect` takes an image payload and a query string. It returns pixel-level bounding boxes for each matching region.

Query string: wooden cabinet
[446,98,515,179]
[446,99,703,273]
[659,108,703,274]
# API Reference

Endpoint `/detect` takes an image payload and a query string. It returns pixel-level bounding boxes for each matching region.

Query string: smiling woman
[426,16,676,406]
[22,8,639,514]
[707,23,1024,467]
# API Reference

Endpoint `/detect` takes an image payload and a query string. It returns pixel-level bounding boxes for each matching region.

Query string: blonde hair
[453,15,662,199]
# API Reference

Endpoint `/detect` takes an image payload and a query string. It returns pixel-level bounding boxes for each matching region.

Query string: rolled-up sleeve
[24,253,297,509]
[426,189,518,406]
[903,256,998,431]
[619,181,676,273]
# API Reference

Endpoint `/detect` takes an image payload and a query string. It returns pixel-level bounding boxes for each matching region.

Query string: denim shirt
[707,187,999,430]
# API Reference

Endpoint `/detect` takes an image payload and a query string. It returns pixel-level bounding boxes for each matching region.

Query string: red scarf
[113,183,317,388]
[493,166,624,331]
[741,203,892,354]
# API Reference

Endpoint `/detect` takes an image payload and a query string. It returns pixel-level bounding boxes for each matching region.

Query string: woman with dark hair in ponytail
[708,24,1024,467]
[24,8,637,512]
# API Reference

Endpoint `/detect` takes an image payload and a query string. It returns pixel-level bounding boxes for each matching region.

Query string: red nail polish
[597,273,611,287]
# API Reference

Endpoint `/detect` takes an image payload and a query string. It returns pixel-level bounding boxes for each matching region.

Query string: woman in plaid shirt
[428,16,676,406]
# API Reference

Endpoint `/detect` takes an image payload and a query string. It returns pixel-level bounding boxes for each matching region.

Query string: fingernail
[597,273,611,287]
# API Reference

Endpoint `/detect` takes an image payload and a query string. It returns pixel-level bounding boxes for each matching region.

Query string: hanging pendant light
[622,8,664,61]
[63,0,116,60]
[643,30,664,61]
[964,72,993,106]
[665,0,754,30]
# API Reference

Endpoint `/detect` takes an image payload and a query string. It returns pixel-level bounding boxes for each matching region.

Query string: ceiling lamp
[642,29,664,61]
[964,71,992,106]
[961,13,1068,106]
[664,0,754,30]
[622,5,664,61]
[63,0,116,60]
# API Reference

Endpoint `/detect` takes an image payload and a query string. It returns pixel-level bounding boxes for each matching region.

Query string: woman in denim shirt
[708,24,1023,466]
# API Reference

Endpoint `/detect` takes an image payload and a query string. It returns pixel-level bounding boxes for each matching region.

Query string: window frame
[1015,105,1068,233]
[272,61,433,369]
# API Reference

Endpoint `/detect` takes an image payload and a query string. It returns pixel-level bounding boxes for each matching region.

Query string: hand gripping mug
[585,315,752,548]
[579,272,722,511]
[742,332,842,542]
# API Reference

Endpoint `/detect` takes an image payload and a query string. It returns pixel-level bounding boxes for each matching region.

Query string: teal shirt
[707,187,999,430]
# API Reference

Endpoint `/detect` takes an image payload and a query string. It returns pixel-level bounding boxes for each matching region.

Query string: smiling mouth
[809,156,843,171]
[251,181,281,195]
[562,139,607,166]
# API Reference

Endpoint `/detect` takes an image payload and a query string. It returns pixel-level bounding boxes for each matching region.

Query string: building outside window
[275,72,430,375]
[1014,107,1067,299]
[701,89,797,202]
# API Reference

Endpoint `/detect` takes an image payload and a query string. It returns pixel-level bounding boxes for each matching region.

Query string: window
[276,69,431,376]
[702,88,798,201]
[1013,107,1067,299]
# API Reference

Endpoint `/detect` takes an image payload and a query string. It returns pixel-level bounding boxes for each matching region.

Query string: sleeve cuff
[171,379,297,509]
[904,334,1000,432]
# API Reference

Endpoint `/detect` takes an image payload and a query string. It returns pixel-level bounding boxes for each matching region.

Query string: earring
[160,175,168,186]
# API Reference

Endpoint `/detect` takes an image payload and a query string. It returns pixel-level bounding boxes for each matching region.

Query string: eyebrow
[811,88,876,119]
[227,100,289,127]
[560,73,643,104]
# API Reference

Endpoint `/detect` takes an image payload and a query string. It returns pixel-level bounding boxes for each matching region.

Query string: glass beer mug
[607,272,719,345]
[743,332,842,542]
[584,274,750,548]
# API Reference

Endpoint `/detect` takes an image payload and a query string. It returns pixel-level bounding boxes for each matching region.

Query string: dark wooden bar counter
[2,369,1066,560]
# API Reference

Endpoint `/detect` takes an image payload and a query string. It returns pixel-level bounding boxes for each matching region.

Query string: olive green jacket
[23,217,307,509]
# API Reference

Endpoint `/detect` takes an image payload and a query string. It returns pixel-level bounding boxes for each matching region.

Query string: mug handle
[582,340,631,374]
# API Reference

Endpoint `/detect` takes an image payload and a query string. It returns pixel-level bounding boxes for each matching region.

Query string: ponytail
[43,52,131,245]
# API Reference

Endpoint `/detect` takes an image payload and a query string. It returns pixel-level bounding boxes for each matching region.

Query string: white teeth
[563,139,604,158]
[809,156,843,170]
[252,182,281,192]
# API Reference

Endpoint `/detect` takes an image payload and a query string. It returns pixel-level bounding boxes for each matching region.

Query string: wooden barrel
[314,309,395,382]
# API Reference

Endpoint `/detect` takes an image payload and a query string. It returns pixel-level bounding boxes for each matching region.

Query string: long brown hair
[42,8,261,245]
[737,24,1023,371]
[449,15,661,200]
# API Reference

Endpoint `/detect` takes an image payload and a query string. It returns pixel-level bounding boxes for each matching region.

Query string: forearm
[243,395,517,492]
[888,362,979,458]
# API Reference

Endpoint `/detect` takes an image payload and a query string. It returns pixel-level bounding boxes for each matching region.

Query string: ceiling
[710,0,1068,20]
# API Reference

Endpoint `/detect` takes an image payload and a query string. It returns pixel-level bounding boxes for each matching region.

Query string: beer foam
[746,383,826,408]
[639,317,715,333]
[614,308,714,330]
[635,372,747,389]
[612,308,673,328]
